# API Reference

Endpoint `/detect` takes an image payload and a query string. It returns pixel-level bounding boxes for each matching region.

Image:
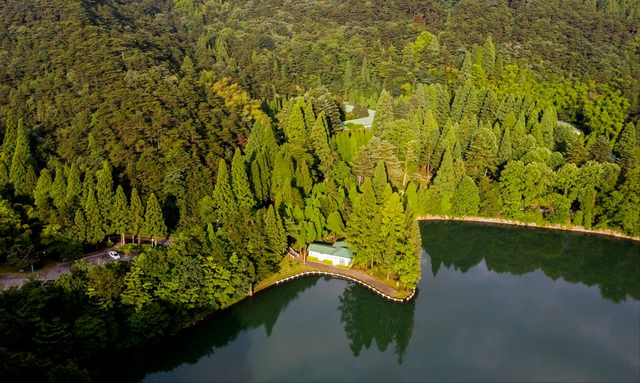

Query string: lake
[96,221,640,382]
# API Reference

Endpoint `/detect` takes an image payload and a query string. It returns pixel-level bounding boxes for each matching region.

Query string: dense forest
[1,0,640,381]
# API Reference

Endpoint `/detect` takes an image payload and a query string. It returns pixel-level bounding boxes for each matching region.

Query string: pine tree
[295,159,313,196]
[244,122,265,161]
[466,128,498,178]
[589,136,612,163]
[372,90,395,137]
[143,193,167,247]
[614,123,638,171]
[285,101,308,151]
[372,161,388,204]
[212,159,236,223]
[493,53,504,79]
[419,110,441,178]
[303,100,316,133]
[96,161,114,233]
[51,165,67,210]
[84,188,105,245]
[129,188,145,245]
[82,170,95,204]
[452,176,480,216]
[498,126,513,165]
[310,112,334,176]
[113,185,129,245]
[74,209,87,243]
[351,147,375,181]
[1,112,17,166]
[499,161,526,219]
[380,193,405,280]
[251,150,272,203]
[34,169,53,222]
[9,120,35,197]
[457,52,473,84]
[482,36,496,75]
[432,149,456,197]
[264,205,287,267]
[231,148,255,212]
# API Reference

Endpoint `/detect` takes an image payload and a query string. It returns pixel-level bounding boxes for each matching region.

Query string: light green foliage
[143,193,167,244]
[231,148,255,212]
[500,161,526,219]
[432,150,456,196]
[452,176,480,216]
[9,121,36,197]
[212,159,236,223]
[310,112,334,176]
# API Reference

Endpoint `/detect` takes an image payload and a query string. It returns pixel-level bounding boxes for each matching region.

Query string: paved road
[0,237,176,290]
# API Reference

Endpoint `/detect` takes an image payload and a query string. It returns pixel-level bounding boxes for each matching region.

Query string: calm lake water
[98,222,640,382]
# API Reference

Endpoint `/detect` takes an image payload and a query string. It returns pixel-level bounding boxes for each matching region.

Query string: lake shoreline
[417,215,640,242]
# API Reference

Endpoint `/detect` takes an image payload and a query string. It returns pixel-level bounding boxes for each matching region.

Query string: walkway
[0,236,176,290]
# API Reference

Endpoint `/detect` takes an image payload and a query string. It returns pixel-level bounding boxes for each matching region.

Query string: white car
[108,251,121,260]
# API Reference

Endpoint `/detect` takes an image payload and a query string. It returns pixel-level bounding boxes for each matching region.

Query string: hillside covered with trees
[1,0,639,381]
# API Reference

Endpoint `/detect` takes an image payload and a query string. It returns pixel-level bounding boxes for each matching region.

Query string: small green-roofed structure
[308,241,353,267]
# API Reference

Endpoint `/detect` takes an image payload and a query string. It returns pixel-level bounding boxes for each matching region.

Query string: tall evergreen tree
[84,188,105,245]
[432,149,456,197]
[113,185,129,245]
[482,36,496,74]
[212,159,236,223]
[466,128,498,177]
[51,165,67,210]
[74,209,87,243]
[9,120,35,197]
[310,112,334,176]
[231,148,255,212]
[457,52,473,84]
[129,188,144,245]
[34,169,53,222]
[96,161,114,233]
[614,123,638,171]
[372,161,388,204]
[372,90,395,137]
[452,176,480,216]
[498,126,513,165]
[143,193,167,247]
[65,163,82,209]
[379,193,405,280]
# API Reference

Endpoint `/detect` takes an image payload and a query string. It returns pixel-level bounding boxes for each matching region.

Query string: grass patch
[254,257,318,293]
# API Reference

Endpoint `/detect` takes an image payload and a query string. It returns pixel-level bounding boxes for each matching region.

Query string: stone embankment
[418,215,640,242]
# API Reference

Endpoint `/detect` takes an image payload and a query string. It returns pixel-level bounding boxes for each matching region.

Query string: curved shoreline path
[277,251,415,302]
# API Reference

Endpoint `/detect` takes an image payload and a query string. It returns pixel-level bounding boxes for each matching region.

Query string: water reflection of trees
[423,221,640,302]
[338,284,416,363]
[92,276,320,383]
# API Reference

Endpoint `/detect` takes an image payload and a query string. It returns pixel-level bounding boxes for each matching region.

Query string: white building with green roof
[308,241,354,267]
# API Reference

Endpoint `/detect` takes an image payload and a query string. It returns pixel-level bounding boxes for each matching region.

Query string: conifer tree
[212,159,236,223]
[432,149,456,196]
[452,176,481,216]
[295,160,313,196]
[264,205,287,268]
[82,170,95,203]
[303,100,316,132]
[96,161,114,233]
[351,147,374,181]
[251,150,271,203]
[0,160,9,191]
[231,148,255,212]
[74,209,87,243]
[466,128,498,177]
[34,169,53,221]
[285,101,308,152]
[65,163,82,209]
[372,161,388,204]
[457,52,473,84]
[129,188,144,245]
[113,185,129,245]
[499,161,526,219]
[1,112,17,166]
[614,123,638,171]
[244,122,265,161]
[51,166,67,210]
[345,178,381,269]
[482,36,496,74]
[372,90,395,137]
[143,193,166,247]
[493,53,504,79]
[9,120,35,197]
[84,188,105,245]
[498,126,513,165]
[419,110,440,177]
[589,136,612,163]
[310,112,334,176]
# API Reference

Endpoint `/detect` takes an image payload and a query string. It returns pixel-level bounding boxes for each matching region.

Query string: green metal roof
[308,242,354,259]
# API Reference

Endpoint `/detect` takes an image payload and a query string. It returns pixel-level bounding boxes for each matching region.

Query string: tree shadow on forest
[422,221,640,303]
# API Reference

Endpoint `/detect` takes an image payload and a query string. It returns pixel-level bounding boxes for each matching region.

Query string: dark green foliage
[143,193,167,245]
[452,176,480,216]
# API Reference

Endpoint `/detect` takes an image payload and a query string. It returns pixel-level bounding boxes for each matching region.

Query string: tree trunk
[138,235,141,247]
